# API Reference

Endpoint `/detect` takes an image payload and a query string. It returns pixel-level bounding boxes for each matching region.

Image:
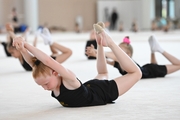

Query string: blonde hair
[32,57,52,79]
[119,37,133,57]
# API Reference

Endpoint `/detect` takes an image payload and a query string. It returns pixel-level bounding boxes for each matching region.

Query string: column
[24,0,38,32]
[174,0,180,19]
[141,0,155,30]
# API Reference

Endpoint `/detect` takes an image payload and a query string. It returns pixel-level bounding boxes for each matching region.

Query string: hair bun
[35,59,40,66]
[123,37,130,44]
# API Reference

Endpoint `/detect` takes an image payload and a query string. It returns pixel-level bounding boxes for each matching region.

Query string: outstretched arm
[6,23,34,67]
[105,51,117,66]
[23,40,77,81]
[15,39,34,67]
[5,23,16,39]
[86,45,117,66]
[105,51,117,61]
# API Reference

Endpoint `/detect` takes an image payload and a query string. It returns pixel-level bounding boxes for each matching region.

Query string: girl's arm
[6,23,34,67]
[105,52,117,66]
[85,44,97,58]
[14,38,34,68]
[106,59,115,66]
[105,51,117,61]
[24,42,77,81]
[5,23,16,39]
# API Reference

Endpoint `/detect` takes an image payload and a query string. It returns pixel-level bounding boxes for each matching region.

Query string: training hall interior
[0,0,180,120]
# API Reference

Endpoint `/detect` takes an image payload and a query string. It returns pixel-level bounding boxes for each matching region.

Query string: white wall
[174,0,180,19]
[97,0,155,30]
[0,0,25,26]
[0,0,3,26]
[141,0,155,30]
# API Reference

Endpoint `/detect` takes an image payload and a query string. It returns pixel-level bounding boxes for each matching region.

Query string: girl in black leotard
[6,38,32,71]
[0,24,30,57]
[86,36,180,79]
[11,22,141,107]
[1,41,12,57]
[5,24,72,71]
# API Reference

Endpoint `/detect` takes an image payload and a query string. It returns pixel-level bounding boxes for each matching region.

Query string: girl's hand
[13,37,26,51]
[85,44,97,57]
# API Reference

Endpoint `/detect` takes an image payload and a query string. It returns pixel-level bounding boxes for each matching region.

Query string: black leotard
[114,61,167,79]
[21,58,32,71]
[51,79,118,107]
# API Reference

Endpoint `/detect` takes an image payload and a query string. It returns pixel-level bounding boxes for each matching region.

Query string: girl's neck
[55,76,62,90]
[53,76,62,97]
[57,76,62,88]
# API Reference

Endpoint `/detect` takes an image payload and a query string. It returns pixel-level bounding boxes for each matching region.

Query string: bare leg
[150,53,157,64]
[149,35,180,74]
[39,27,72,63]
[148,35,159,64]
[40,28,53,45]
[39,27,58,54]
[32,28,44,47]
[94,33,108,80]
[51,42,72,63]
[50,45,58,55]
[94,23,142,96]
[162,51,180,74]
[162,51,180,65]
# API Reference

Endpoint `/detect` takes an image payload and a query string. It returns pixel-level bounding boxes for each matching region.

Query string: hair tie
[35,59,40,66]
[123,37,130,44]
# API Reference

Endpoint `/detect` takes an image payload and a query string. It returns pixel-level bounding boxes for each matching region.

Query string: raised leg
[50,42,72,63]
[39,27,72,63]
[150,53,157,64]
[94,32,108,80]
[163,51,180,74]
[148,35,164,53]
[94,22,142,96]
[148,35,180,74]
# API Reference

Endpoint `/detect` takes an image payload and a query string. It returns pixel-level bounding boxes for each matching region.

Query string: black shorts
[142,64,167,78]
[83,79,119,105]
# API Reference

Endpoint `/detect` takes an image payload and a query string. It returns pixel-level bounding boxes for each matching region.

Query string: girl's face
[35,72,59,91]
[8,47,21,58]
